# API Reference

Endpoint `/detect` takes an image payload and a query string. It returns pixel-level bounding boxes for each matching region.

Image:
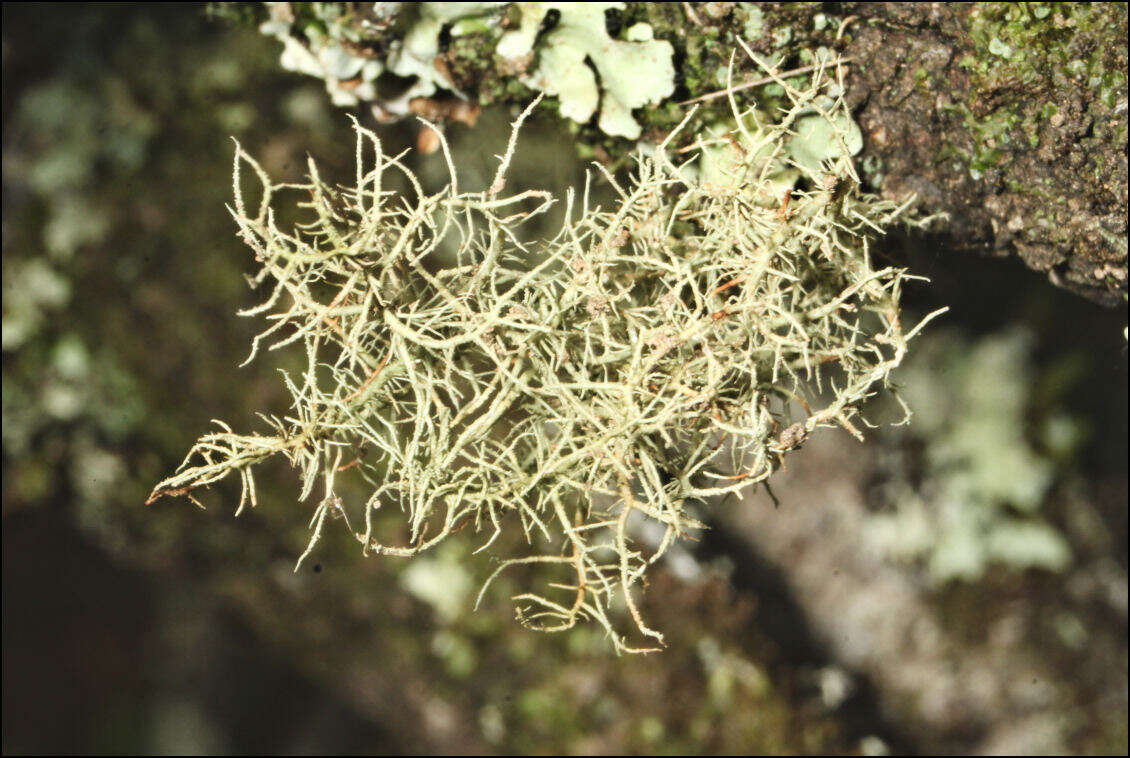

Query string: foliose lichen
[496,2,675,139]
[260,2,387,107]
[867,327,1073,584]
[257,2,676,138]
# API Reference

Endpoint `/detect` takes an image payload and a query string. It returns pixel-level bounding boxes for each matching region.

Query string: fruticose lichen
[699,79,863,195]
[149,66,941,653]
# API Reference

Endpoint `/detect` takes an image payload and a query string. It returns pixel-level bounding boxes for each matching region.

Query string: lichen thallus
[149,62,944,653]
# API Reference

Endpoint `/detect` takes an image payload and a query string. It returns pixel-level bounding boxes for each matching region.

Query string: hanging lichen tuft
[149,63,943,653]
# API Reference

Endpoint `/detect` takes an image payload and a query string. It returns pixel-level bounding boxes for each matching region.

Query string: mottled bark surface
[721,431,1128,755]
[428,2,1130,304]
[840,3,1127,306]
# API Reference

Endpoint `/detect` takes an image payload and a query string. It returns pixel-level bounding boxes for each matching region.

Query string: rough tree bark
[837,2,1127,306]
[722,431,1128,755]
[303,1,1127,304]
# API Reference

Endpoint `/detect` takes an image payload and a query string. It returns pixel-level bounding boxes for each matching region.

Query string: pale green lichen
[867,328,1072,584]
[150,71,940,653]
[988,37,1012,58]
[697,93,863,197]
[260,2,506,113]
[497,2,675,139]
[1,259,72,351]
[260,2,676,138]
[260,4,384,107]
[791,105,864,174]
[386,2,506,108]
[741,3,765,39]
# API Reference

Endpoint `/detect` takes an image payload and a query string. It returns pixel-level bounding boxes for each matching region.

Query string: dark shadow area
[2,506,401,755]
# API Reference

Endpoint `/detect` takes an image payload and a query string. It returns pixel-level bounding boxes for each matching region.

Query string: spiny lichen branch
[150,65,940,653]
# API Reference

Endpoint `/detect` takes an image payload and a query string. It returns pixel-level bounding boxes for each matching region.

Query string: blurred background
[3,4,1126,754]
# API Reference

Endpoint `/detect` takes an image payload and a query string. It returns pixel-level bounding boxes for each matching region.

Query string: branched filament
[150,71,942,654]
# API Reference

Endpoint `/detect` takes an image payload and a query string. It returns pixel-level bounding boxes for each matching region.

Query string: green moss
[967,3,1088,82]
[962,2,1127,155]
[953,0,1127,276]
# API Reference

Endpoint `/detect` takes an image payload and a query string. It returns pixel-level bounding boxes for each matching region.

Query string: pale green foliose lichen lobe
[259,2,677,138]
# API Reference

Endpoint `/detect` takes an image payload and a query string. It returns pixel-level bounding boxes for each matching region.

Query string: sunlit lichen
[260,3,385,107]
[386,2,507,110]
[259,2,677,139]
